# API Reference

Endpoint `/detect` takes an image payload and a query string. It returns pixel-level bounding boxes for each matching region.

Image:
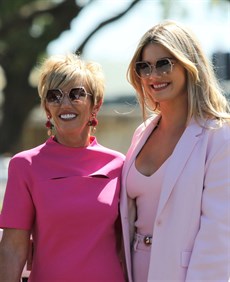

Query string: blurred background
[0,0,230,208]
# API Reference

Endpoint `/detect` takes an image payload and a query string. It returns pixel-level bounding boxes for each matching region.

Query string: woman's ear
[44,102,52,118]
[93,99,103,114]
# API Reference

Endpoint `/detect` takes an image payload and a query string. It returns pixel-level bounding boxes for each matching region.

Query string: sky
[48,0,230,99]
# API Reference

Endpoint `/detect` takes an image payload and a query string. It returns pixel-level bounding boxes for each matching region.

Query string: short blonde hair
[38,53,105,110]
[127,20,230,125]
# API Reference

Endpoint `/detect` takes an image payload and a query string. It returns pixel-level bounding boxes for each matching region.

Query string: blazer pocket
[181,250,192,268]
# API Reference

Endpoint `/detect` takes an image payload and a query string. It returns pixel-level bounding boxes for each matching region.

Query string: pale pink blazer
[120,115,230,281]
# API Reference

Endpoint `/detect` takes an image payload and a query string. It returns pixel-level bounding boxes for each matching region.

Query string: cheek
[175,68,187,90]
[141,79,149,91]
[81,105,93,120]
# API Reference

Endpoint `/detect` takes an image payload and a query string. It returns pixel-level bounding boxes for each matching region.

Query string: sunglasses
[46,87,92,105]
[135,58,175,78]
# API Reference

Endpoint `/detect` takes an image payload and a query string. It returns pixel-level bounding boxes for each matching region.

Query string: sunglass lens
[69,88,86,101]
[46,90,62,103]
[136,62,151,77]
[156,59,171,73]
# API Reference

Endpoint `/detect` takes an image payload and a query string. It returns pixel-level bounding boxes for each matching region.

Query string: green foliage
[0,0,82,153]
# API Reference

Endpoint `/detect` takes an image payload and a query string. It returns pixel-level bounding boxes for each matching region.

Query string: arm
[0,228,30,282]
[186,137,230,280]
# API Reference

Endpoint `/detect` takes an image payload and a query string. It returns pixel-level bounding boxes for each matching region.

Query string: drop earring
[45,115,54,136]
[87,112,98,128]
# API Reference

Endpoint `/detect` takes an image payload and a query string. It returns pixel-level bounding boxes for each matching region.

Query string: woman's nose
[60,94,72,106]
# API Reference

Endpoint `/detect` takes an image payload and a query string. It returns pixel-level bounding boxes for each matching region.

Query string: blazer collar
[123,115,161,174]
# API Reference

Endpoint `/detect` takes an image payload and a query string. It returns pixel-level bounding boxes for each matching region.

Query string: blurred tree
[0,0,141,154]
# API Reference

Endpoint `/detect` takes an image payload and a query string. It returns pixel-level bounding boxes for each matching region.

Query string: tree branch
[76,0,142,54]
[0,0,94,38]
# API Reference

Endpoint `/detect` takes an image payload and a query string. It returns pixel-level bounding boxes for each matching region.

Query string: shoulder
[202,119,230,142]
[195,119,230,158]
[95,143,125,161]
[132,114,159,139]
[89,142,125,174]
[9,142,47,167]
[89,136,125,162]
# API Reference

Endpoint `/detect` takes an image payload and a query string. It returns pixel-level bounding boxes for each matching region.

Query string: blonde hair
[38,53,105,110]
[127,20,230,125]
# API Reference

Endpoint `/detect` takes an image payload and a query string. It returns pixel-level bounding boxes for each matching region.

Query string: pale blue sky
[48,0,230,98]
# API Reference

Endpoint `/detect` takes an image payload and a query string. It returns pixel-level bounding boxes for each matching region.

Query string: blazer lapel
[156,120,203,217]
[123,115,161,177]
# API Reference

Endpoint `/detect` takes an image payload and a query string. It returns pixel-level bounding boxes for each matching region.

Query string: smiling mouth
[59,114,77,120]
[152,83,169,90]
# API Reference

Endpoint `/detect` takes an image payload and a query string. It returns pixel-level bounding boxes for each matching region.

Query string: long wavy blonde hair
[127,20,230,125]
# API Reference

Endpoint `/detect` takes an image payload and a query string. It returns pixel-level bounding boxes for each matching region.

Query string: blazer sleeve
[186,135,230,280]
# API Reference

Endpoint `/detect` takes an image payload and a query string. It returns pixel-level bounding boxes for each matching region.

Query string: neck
[54,133,91,148]
[158,97,188,131]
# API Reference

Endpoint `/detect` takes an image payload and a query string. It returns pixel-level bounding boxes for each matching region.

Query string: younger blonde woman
[120,20,230,281]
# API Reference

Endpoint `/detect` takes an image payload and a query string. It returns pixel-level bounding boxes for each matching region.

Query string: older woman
[0,54,125,282]
[120,20,230,281]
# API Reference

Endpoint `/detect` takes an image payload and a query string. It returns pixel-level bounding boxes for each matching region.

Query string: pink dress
[126,159,168,282]
[0,136,125,282]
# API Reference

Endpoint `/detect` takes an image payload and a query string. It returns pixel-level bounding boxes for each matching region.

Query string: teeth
[153,83,168,89]
[60,114,76,119]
